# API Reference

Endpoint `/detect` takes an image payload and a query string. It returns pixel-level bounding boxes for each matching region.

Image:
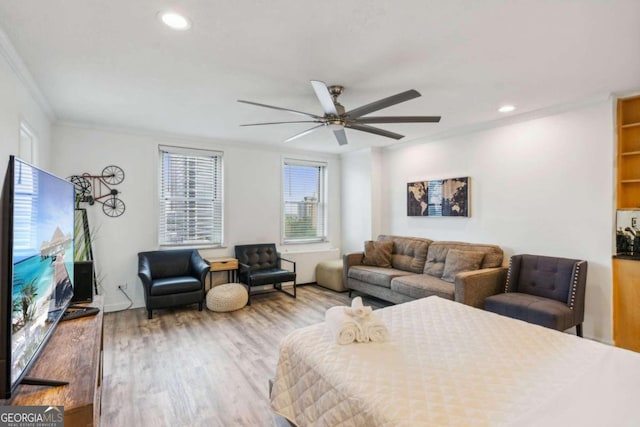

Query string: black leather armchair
[235,243,296,305]
[137,249,209,319]
[484,254,587,337]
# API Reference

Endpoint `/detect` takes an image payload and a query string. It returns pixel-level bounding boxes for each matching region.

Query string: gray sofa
[343,235,508,308]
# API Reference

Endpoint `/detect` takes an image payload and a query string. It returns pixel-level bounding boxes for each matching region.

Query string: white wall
[379,101,615,342]
[0,37,51,179]
[341,149,374,253]
[51,124,341,311]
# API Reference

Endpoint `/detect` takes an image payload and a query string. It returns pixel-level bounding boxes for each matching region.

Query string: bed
[270,296,640,426]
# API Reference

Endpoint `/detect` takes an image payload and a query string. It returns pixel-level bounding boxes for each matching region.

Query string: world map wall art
[407,177,469,217]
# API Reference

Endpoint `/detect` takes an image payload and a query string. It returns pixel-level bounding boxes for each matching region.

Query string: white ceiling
[0,1,639,154]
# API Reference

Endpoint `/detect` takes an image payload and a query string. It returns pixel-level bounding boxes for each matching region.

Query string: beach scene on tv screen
[11,161,74,383]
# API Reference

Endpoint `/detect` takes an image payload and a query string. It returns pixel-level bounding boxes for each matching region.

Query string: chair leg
[348,290,352,298]
[576,324,583,338]
[198,302,203,311]
[147,309,152,319]
[278,281,296,298]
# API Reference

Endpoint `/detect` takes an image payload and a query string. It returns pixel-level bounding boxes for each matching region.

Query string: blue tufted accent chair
[484,254,588,337]
[234,243,296,305]
[137,249,209,319]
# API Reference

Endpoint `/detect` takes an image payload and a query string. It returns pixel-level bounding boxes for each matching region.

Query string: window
[282,159,327,243]
[19,122,36,164]
[159,146,223,247]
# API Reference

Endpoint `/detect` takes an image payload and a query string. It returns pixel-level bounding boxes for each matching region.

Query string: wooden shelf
[619,94,640,125]
[617,96,640,210]
[5,297,104,426]
[615,97,640,350]
[621,122,640,129]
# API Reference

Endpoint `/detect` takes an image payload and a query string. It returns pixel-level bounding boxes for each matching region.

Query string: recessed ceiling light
[498,105,516,113]
[159,11,192,30]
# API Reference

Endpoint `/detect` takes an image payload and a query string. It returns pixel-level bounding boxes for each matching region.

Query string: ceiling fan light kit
[238,80,441,146]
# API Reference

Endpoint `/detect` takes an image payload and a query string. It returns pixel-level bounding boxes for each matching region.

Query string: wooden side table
[205,257,239,284]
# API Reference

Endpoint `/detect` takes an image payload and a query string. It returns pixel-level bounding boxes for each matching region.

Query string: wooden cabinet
[613,258,640,352]
[7,297,104,426]
[617,95,640,209]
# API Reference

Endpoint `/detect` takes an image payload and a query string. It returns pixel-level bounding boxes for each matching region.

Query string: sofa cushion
[348,265,414,288]
[423,244,450,277]
[513,255,575,302]
[484,292,574,331]
[424,241,504,277]
[378,235,431,273]
[362,240,394,268]
[390,274,455,300]
[441,249,485,283]
[150,276,202,296]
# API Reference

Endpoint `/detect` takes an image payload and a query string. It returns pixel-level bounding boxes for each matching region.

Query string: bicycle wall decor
[69,165,126,217]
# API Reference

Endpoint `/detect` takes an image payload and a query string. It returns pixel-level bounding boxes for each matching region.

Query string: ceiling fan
[238,80,441,146]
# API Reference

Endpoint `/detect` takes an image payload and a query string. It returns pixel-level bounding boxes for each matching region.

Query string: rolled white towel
[361,314,389,343]
[344,296,373,318]
[325,306,367,345]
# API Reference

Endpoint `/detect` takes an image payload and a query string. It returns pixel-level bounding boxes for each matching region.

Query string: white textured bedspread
[270,296,640,426]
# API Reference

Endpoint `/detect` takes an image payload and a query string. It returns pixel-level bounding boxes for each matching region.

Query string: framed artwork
[407,177,469,217]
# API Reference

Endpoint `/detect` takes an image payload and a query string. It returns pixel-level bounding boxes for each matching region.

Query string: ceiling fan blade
[333,128,348,146]
[238,100,321,119]
[353,115,441,124]
[345,89,421,119]
[284,124,325,142]
[240,120,321,126]
[310,80,338,115]
[345,123,404,140]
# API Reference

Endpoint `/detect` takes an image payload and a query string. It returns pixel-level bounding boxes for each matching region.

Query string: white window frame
[158,145,224,248]
[281,158,328,244]
[19,121,37,165]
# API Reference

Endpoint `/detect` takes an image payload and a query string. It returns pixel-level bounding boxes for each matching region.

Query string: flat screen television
[0,155,75,398]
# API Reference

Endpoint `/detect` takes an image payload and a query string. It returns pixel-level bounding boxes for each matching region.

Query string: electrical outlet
[633,217,638,229]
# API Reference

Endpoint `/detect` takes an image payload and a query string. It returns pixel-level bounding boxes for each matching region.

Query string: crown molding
[53,120,341,160]
[386,92,614,151]
[0,25,55,120]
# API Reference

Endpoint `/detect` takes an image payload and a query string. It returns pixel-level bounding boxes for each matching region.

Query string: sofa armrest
[190,253,210,287]
[454,266,509,308]
[137,255,153,293]
[343,252,364,289]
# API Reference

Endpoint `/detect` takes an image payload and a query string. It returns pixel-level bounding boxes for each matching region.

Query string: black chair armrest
[238,262,251,272]
[137,254,153,291]
[189,252,210,286]
[278,257,296,272]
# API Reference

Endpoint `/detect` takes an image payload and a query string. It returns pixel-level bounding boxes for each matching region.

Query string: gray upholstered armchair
[137,249,209,319]
[235,243,296,305]
[484,254,587,337]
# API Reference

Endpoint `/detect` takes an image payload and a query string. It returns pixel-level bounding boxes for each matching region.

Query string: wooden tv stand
[4,296,104,426]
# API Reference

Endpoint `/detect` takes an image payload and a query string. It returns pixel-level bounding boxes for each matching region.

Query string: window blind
[159,147,223,246]
[13,162,38,252]
[282,160,327,243]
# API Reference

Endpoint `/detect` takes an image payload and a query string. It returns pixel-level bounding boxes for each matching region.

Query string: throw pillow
[441,249,485,283]
[362,240,394,268]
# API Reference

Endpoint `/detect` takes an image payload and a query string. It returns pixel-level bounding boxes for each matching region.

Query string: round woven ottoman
[316,259,346,292]
[206,283,248,312]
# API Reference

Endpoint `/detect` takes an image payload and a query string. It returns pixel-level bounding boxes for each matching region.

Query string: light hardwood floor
[101,285,377,427]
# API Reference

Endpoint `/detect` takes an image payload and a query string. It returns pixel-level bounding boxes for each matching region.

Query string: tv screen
[0,156,75,398]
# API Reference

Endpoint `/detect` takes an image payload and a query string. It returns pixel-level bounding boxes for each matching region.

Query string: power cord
[116,284,134,311]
